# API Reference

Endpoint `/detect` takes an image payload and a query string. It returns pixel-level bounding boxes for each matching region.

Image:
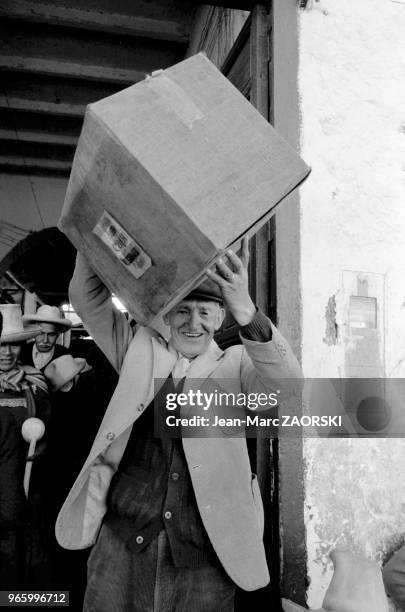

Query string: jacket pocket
[251,474,265,536]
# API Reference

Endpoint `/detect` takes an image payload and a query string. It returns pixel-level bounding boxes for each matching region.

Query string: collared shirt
[32,346,55,371]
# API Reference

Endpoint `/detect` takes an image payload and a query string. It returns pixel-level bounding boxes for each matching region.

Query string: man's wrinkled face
[0,343,21,372]
[35,323,59,353]
[164,300,225,358]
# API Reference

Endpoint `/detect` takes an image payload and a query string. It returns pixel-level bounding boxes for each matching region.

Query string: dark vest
[105,376,218,568]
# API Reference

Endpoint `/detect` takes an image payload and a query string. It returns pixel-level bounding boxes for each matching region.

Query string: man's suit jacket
[55,255,302,591]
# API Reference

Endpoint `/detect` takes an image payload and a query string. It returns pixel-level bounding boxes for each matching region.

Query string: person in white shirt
[21,305,72,372]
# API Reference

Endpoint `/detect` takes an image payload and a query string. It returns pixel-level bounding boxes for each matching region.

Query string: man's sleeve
[69,253,134,372]
[240,309,272,342]
[238,310,303,397]
[383,544,405,610]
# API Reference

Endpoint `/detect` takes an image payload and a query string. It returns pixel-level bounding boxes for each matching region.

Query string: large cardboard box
[60,53,310,323]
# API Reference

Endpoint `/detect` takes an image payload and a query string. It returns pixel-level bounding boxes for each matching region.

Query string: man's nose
[189,311,200,329]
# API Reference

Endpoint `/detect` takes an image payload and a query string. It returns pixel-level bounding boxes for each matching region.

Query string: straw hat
[23,304,72,330]
[44,354,89,391]
[0,304,41,343]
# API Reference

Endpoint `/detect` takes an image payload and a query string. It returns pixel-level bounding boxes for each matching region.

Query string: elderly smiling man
[56,237,302,612]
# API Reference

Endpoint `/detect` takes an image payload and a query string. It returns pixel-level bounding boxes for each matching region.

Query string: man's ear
[163,312,170,326]
[214,307,226,331]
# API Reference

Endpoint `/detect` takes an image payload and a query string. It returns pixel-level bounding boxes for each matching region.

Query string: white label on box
[93,210,152,279]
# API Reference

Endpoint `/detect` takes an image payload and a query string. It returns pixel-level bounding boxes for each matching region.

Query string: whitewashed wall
[297,0,405,606]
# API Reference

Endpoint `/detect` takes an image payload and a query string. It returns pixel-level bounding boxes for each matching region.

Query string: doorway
[215,5,280,609]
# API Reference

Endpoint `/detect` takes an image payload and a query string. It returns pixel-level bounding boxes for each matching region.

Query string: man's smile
[182,331,204,338]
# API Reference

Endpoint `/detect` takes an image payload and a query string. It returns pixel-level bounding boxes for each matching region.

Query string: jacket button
[164,511,172,520]
[136,535,144,544]
[106,432,115,441]
[137,403,145,412]
[171,472,179,481]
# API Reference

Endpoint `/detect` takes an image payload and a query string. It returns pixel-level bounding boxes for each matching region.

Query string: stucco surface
[298,0,405,606]
[298,0,405,379]
[305,438,405,606]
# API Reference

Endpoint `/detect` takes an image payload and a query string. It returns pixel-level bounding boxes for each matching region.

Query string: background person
[0,406,25,588]
[0,309,25,588]
[43,354,105,611]
[0,303,51,588]
[21,304,72,372]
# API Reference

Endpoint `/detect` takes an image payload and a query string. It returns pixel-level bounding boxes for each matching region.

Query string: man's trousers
[83,523,236,612]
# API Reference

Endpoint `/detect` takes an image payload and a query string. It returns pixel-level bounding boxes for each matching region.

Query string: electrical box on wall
[341,270,385,378]
[338,271,388,435]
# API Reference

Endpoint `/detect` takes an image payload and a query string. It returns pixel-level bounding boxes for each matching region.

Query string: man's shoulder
[222,342,243,351]
[222,342,244,360]
[127,324,167,350]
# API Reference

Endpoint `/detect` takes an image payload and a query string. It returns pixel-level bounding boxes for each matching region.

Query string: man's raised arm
[69,253,134,372]
[207,236,303,394]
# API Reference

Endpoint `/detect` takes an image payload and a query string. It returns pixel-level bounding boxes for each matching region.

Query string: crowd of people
[0,302,117,609]
[1,236,405,612]
[0,239,301,611]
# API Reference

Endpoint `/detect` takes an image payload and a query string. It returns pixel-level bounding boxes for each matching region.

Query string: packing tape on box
[145,71,204,129]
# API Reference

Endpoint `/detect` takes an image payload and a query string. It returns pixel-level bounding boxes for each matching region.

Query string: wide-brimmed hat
[0,304,41,343]
[44,354,89,391]
[23,304,72,330]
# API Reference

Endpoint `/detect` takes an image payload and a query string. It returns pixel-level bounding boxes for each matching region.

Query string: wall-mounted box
[59,53,310,323]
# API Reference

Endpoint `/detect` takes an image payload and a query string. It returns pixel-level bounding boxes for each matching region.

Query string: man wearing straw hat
[21,304,72,372]
[56,238,302,612]
[0,308,25,588]
[0,304,48,427]
[0,303,50,588]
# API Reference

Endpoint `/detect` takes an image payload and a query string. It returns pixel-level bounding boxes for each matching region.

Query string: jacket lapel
[151,335,177,395]
[83,330,175,469]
